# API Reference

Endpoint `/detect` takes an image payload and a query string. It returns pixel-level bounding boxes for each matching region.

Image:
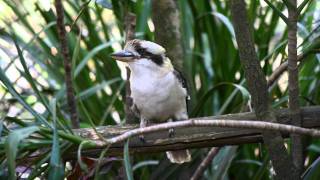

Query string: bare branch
[55,0,79,128]
[101,119,320,145]
[230,0,298,178]
[190,148,221,180]
[287,0,304,174]
[68,106,320,158]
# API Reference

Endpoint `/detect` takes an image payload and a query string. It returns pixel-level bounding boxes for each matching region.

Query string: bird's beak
[110,50,136,62]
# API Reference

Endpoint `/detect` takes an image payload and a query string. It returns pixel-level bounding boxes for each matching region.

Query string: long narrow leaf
[124,139,133,180]
[0,68,51,128]
[48,98,64,179]
[5,126,39,179]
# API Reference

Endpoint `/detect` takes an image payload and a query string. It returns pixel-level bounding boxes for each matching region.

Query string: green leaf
[74,40,120,77]
[77,78,120,100]
[72,29,83,79]
[94,145,111,179]
[124,139,133,180]
[12,35,52,112]
[0,68,51,128]
[5,126,39,180]
[298,0,311,13]
[133,160,159,171]
[302,156,320,180]
[263,0,289,24]
[96,0,113,9]
[77,141,91,173]
[191,82,250,117]
[48,98,64,180]
[0,118,3,138]
[206,146,237,180]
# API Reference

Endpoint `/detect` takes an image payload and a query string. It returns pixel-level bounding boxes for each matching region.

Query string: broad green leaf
[5,126,39,179]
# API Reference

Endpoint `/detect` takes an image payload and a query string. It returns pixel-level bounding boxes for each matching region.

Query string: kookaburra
[111,39,191,164]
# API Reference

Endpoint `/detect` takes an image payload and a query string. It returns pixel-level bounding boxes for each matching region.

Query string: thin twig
[101,119,320,145]
[55,0,79,128]
[190,148,221,180]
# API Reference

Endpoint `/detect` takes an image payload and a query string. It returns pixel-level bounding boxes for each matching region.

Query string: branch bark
[287,0,304,175]
[230,0,299,179]
[55,0,79,128]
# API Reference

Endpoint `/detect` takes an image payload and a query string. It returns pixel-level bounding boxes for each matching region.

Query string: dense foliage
[0,0,319,179]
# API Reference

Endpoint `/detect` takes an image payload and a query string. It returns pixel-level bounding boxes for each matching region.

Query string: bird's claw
[139,134,146,143]
[169,128,175,138]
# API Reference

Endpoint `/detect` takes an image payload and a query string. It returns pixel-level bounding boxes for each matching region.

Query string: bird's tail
[166,150,191,164]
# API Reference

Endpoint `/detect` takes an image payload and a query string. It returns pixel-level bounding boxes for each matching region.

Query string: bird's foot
[139,134,146,143]
[169,128,175,138]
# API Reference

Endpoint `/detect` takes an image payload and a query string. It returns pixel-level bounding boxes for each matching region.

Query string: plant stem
[55,0,80,128]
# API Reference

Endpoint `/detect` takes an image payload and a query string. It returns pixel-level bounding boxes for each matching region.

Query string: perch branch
[101,119,320,145]
[71,106,320,157]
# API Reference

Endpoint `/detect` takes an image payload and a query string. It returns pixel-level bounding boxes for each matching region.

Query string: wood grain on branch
[71,106,320,157]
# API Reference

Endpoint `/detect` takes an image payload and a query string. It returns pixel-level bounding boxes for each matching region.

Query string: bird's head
[110,39,172,71]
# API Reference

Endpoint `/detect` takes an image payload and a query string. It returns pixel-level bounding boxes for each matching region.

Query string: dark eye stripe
[135,45,163,66]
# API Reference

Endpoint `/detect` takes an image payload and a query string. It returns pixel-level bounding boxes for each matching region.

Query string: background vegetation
[0,0,319,179]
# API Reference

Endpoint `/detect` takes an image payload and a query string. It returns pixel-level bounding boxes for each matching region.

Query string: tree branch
[71,106,320,157]
[55,0,79,128]
[230,0,299,179]
[100,119,320,145]
[152,0,184,70]
[287,0,304,175]
[190,148,220,180]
